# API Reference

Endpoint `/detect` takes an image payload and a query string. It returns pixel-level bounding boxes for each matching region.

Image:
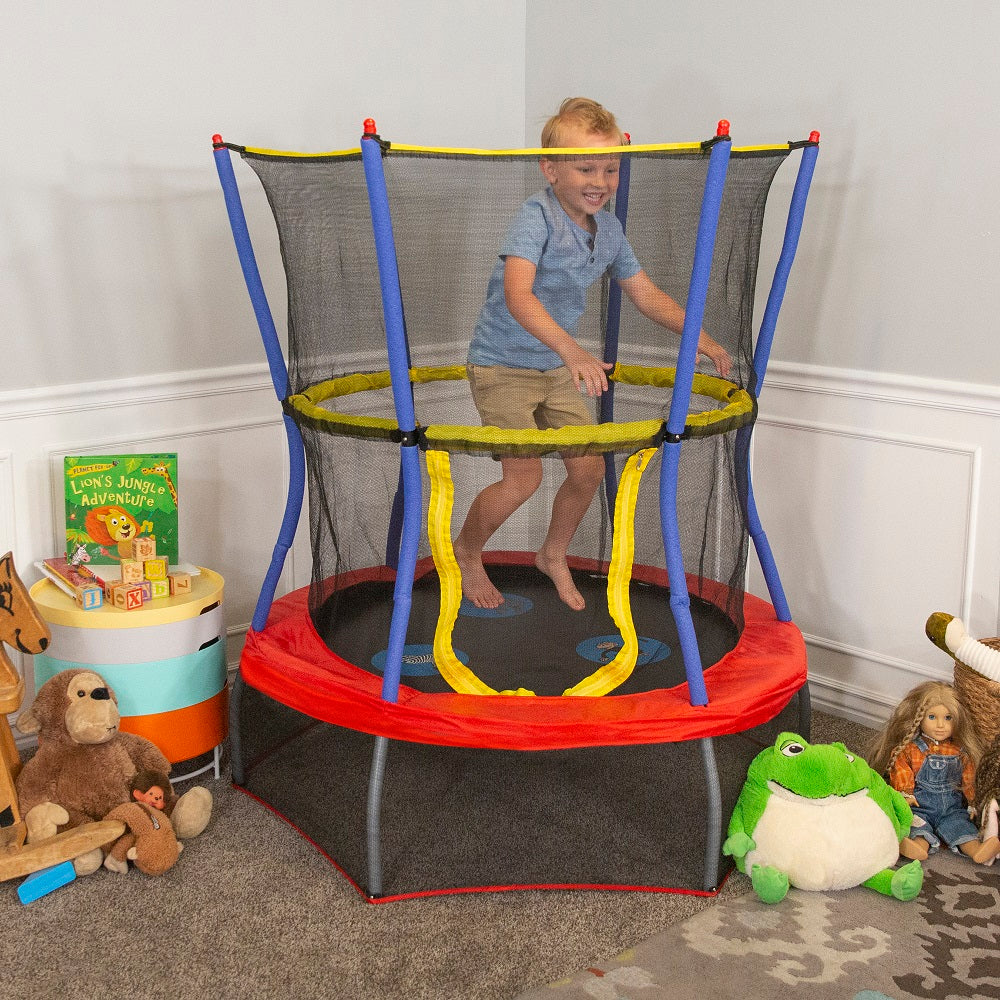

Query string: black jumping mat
[313,563,738,698]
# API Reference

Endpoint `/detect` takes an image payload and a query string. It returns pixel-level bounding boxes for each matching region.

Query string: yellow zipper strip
[425,448,534,697]
[563,448,657,697]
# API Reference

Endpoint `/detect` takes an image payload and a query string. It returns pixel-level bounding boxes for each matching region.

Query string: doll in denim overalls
[867,680,1000,865]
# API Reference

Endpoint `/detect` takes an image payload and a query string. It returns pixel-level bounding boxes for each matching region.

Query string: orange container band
[119,687,228,764]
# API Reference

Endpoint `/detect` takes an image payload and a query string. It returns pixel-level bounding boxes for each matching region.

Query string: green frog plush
[723,732,923,904]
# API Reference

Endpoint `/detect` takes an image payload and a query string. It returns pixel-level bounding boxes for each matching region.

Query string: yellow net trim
[238,141,792,160]
[387,141,703,157]
[425,446,657,698]
[285,364,754,447]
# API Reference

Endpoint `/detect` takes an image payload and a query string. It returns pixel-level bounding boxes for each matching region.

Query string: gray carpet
[1,709,871,1000]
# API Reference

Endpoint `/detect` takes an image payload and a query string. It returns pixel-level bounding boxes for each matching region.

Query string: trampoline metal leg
[798,680,812,740]
[229,671,246,786]
[366,736,390,899]
[700,737,722,892]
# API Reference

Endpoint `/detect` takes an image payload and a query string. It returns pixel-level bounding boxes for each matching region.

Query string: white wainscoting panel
[0,364,312,728]
[751,362,1000,727]
[3,359,998,738]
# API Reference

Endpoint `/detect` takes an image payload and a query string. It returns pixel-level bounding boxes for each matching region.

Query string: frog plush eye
[780,741,805,757]
[844,752,855,762]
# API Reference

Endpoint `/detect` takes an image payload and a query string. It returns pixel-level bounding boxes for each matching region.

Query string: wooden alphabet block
[144,557,169,581]
[74,585,103,611]
[130,536,157,561]
[119,559,145,585]
[168,572,191,596]
[113,585,145,611]
[149,578,170,600]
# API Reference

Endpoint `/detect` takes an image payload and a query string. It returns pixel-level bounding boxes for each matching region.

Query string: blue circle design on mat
[458,593,533,619]
[576,635,670,666]
[370,644,468,676]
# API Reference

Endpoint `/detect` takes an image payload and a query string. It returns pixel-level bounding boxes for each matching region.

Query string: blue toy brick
[17,861,76,904]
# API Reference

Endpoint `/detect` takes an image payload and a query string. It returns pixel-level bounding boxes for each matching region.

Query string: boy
[454,98,731,611]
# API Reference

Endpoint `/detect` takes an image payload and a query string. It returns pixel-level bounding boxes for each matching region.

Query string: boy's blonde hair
[541,97,623,148]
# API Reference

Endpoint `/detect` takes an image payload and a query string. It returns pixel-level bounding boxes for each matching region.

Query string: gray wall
[525,1,1000,386]
[3,2,527,391]
[10,3,995,391]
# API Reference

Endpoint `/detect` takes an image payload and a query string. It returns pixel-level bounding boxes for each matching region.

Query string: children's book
[63,454,179,565]
[36,556,107,598]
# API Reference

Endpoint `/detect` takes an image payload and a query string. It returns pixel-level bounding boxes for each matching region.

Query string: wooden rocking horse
[0,551,49,832]
[0,552,123,883]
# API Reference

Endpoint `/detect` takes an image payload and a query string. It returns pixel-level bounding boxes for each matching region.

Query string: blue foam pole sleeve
[361,135,421,703]
[748,473,791,620]
[738,140,818,622]
[665,138,731,436]
[380,446,423,703]
[213,145,288,400]
[752,142,819,397]
[660,441,709,705]
[252,414,306,632]
[658,136,731,707]
[213,143,305,631]
[360,137,418,433]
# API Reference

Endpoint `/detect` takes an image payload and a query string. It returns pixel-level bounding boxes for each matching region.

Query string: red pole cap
[212,134,223,146]
[809,130,821,143]
[363,118,377,136]
[623,132,631,145]
[716,119,730,138]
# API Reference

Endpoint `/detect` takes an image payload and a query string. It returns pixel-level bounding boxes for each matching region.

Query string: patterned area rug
[516,851,999,1000]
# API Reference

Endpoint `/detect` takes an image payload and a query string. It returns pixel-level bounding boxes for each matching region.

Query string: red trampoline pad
[240,585,807,751]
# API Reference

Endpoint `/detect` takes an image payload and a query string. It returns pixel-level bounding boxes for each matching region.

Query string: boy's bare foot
[535,548,585,611]
[454,538,504,609]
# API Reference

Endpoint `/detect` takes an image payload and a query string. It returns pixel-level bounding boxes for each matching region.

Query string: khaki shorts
[468,364,595,430]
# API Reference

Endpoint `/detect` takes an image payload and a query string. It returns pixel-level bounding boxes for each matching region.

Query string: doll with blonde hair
[867,680,1000,864]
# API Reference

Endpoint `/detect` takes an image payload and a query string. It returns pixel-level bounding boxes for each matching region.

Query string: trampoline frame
[211,122,819,896]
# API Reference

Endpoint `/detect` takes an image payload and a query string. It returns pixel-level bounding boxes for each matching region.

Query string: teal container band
[32,639,227,717]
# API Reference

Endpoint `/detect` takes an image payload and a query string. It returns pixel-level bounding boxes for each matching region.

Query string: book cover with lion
[63,454,179,565]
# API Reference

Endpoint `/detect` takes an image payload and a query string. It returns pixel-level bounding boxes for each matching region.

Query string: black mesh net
[241,141,788,696]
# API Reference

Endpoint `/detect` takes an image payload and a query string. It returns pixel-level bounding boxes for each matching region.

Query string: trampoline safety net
[215,129,817,899]
[238,143,790,699]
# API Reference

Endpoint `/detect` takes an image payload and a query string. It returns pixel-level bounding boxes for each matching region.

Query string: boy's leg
[535,453,604,611]
[454,457,543,609]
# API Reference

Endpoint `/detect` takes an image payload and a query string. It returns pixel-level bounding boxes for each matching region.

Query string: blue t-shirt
[467,187,641,370]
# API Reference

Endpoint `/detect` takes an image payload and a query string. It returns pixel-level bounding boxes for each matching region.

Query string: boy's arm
[504,256,613,396]
[618,270,732,378]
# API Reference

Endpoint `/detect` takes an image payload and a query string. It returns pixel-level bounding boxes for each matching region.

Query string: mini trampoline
[213,120,818,900]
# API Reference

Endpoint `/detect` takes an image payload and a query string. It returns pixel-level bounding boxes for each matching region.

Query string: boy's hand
[698,334,732,379]
[560,344,614,396]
